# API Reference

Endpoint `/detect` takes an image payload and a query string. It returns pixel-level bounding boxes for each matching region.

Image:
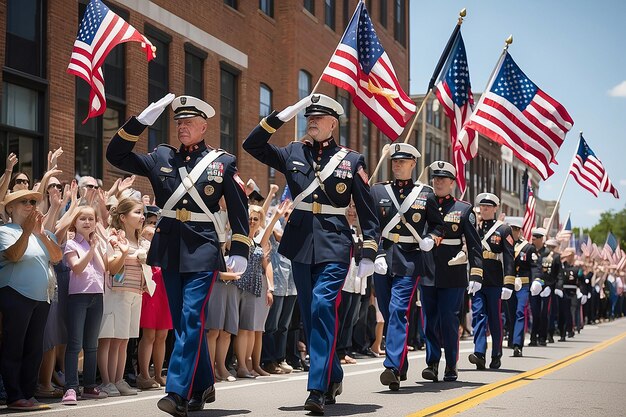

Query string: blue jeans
[65,293,103,390]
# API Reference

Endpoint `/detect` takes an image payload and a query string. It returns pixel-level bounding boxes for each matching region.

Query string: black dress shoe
[538,339,547,346]
[513,346,523,357]
[379,368,400,391]
[528,340,538,347]
[304,390,325,414]
[558,335,566,342]
[187,386,215,412]
[400,372,407,381]
[489,356,501,369]
[157,393,188,417]
[443,365,458,382]
[468,353,486,370]
[548,335,555,343]
[324,382,342,405]
[421,363,439,382]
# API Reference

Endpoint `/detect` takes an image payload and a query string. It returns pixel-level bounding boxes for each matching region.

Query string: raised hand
[118,175,136,195]
[5,153,17,172]
[47,147,63,171]
[137,93,176,126]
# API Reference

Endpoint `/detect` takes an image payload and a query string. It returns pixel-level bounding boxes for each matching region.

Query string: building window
[220,65,238,155]
[393,0,406,46]
[361,115,370,167]
[434,108,441,129]
[259,84,272,120]
[337,90,350,147]
[260,0,274,17]
[426,101,433,124]
[146,27,171,151]
[380,0,388,28]
[184,43,206,99]
[304,0,314,14]
[297,70,312,139]
[325,0,336,30]
[224,0,237,9]
[343,0,350,30]
[6,0,45,77]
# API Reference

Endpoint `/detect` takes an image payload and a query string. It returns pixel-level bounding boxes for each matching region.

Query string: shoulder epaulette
[156,144,177,152]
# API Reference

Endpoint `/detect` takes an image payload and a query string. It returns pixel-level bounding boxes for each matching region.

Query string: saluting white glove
[419,237,435,252]
[137,93,176,126]
[357,259,375,279]
[530,280,543,296]
[514,277,523,292]
[554,289,564,298]
[374,256,388,275]
[467,280,482,296]
[581,295,588,305]
[226,255,248,274]
[501,287,513,300]
[277,95,312,122]
[540,286,552,298]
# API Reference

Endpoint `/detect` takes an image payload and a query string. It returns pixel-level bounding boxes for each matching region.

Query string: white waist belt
[440,238,462,245]
[563,284,578,290]
[295,202,346,215]
[161,208,213,223]
[383,233,420,245]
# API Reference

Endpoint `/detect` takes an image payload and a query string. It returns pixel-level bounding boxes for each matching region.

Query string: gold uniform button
[182,199,188,204]
[316,157,321,161]
[313,194,318,200]
[396,225,401,230]
[400,194,405,199]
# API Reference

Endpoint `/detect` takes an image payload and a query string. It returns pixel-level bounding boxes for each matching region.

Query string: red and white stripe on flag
[522,190,536,241]
[569,136,619,199]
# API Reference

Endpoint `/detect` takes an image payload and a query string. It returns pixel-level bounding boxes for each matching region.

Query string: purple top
[64,233,105,295]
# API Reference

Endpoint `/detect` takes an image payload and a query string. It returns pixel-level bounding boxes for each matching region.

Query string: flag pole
[544,132,582,236]
[368,8,467,185]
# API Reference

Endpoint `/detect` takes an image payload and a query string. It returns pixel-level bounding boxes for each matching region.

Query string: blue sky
[409,1,626,228]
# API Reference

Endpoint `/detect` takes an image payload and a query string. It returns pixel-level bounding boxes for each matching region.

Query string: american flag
[465,52,574,179]
[321,2,415,141]
[68,0,156,123]
[522,181,536,241]
[569,135,619,199]
[434,31,476,194]
[603,231,618,262]
[580,235,592,257]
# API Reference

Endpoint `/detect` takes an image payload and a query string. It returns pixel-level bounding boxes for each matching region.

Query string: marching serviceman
[529,228,560,346]
[555,248,586,341]
[370,144,444,391]
[421,161,483,382]
[468,193,514,370]
[507,219,541,357]
[243,94,379,414]
[107,94,251,417]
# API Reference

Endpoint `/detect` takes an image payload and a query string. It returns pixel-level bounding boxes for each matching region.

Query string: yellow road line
[408,331,626,417]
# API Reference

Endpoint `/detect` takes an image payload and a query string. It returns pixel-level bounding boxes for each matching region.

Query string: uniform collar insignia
[312,137,336,150]
[180,141,207,155]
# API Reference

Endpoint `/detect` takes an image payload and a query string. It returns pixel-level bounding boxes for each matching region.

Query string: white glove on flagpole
[501,287,513,300]
[530,280,543,296]
[540,286,551,298]
[276,95,312,122]
[226,255,248,274]
[467,280,482,296]
[137,93,176,126]
[374,256,388,275]
[514,277,523,292]
[419,237,435,252]
[356,259,375,279]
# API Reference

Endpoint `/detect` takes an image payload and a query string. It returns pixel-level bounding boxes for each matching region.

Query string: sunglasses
[249,217,260,221]
[84,184,99,189]
[15,179,29,185]
[18,199,38,206]
[47,183,63,190]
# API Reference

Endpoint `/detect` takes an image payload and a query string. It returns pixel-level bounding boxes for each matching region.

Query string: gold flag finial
[458,8,467,24]
[505,35,513,46]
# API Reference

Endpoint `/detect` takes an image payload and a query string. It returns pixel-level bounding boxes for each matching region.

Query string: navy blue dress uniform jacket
[513,239,541,284]
[423,195,483,288]
[556,263,584,295]
[370,181,444,277]
[106,116,250,273]
[242,111,379,265]
[479,219,515,288]
[538,246,561,288]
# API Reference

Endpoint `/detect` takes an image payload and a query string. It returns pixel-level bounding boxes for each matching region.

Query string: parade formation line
[409,330,626,417]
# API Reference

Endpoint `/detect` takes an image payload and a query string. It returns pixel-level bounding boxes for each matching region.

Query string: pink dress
[139,266,173,330]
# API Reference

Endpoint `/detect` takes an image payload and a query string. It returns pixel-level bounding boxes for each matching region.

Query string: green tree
[588,208,626,250]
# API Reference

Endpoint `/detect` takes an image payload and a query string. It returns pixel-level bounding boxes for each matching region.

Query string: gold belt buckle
[390,233,399,243]
[176,208,191,222]
[312,201,322,214]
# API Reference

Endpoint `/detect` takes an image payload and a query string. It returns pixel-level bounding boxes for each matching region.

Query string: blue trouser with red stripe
[420,285,464,366]
[373,273,419,375]
[513,285,530,347]
[292,262,348,393]
[162,270,216,399]
[471,286,503,358]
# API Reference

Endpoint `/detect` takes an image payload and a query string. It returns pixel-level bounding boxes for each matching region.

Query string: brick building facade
[0,0,411,196]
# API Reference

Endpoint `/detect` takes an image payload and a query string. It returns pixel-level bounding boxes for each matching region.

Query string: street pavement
[5,318,626,417]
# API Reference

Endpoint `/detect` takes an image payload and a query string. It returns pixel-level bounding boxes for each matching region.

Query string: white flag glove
[576,288,583,299]
[514,277,523,292]
[555,288,564,298]
[581,295,588,305]
[226,255,248,274]
[530,280,543,296]
[501,287,513,300]
[276,95,312,122]
[374,256,388,275]
[419,237,435,252]
[137,93,176,126]
[357,259,375,279]
[467,280,482,296]
[540,286,552,298]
